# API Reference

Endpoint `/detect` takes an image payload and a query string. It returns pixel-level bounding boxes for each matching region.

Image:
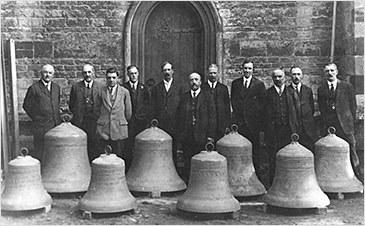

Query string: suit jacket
[23,80,61,137]
[231,76,266,133]
[69,80,102,127]
[264,85,297,145]
[201,82,231,139]
[150,79,186,137]
[95,84,132,141]
[318,80,357,135]
[176,89,217,145]
[122,82,150,122]
[287,84,316,140]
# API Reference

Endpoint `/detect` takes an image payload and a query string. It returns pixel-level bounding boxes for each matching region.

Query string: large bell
[263,134,330,209]
[176,143,240,213]
[41,114,91,193]
[78,146,137,213]
[314,127,363,193]
[216,124,266,197]
[1,148,52,212]
[126,119,186,195]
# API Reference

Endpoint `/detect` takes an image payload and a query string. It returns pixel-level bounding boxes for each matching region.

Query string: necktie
[46,83,50,91]
[193,91,196,98]
[109,87,113,95]
[86,83,90,89]
[330,83,334,92]
[244,80,248,89]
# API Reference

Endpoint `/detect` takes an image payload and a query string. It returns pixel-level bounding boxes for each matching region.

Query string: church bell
[216,124,266,197]
[126,119,186,196]
[176,142,240,213]
[314,127,363,193]
[41,114,91,193]
[263,134,330,209]
[1,148,52,212]
[78,146,137,213]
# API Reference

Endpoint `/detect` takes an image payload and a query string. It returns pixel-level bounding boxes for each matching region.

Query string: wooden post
[1,42,9,176]
[10,39,20,158]
[330,1,337,62]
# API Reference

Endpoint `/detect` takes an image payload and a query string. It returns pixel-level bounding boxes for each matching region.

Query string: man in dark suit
[318,62,361,181]
[122,65,150,171]
[287,66,316,151]
[177,72,217,182]
[201,64,231,140]
[69,64,102,162]
[95,67,132,161]
[23,64,62,161]
[231,59,266,173]
[150,61,185,164]
[264,68,297,186]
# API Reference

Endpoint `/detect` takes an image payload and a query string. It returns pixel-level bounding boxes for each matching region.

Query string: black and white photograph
[1,1,364,225]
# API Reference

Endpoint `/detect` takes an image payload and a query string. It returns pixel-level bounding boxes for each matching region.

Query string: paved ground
[1,191,363,225]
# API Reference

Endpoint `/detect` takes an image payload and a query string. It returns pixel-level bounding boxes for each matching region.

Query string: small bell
[1,148,52,212]
[78,145,137,213]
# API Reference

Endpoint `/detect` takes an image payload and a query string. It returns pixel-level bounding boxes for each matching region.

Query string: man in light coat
[96,67,132,159]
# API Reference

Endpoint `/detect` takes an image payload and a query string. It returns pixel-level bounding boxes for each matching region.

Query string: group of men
[23,60,362,186]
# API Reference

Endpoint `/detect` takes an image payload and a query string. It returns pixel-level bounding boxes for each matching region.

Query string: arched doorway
[125,1,222,89]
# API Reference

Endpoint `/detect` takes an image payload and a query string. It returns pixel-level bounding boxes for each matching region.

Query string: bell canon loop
[263,134,330,209]
[176,142,240,213]
[78,145,137,213]
[126,119,186,194]
[216,124,266,197]
[1,148,53,211]
[314,127,363,193]
[41,113,91,193]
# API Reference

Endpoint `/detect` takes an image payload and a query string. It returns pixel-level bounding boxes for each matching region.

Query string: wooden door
[144,2,204,88]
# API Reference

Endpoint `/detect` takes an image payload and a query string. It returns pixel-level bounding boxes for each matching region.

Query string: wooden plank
[10,39,20,158]
[1,40,10,176]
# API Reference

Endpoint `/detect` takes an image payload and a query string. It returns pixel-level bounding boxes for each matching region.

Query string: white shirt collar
[243,76,252,87]
[327,79,338,90]
[108,85,117,95]
[84,80,93,88]
[164,78,173,91]
[42,79,51,90]
[292,82,301,92]
[207,80,217,89]
[191,87,201,97]
[129,81,138,89]
[274,84,285,95]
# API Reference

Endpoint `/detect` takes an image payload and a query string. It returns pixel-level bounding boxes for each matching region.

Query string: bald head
[41,64,55,83]
[271,68,286,87]
[189,72,202,91]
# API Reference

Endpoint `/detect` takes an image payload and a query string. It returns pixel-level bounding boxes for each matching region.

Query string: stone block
[34,41,53,58]
[267,40,294,56]
[350,76,364,95]
[16,41,33,50]
[16,50,33,58]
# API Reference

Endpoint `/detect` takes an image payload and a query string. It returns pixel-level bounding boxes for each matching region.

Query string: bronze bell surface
[216,124,266,197]
[263,134,330,209]
[78,146,137,213]
[41,114,91,193]
[126,119,186,196]
[314,127,363,193]
[1,148,52,212]
[176,143,240,213]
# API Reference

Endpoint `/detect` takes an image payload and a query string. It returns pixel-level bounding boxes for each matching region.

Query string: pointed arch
[124,1,223,82]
